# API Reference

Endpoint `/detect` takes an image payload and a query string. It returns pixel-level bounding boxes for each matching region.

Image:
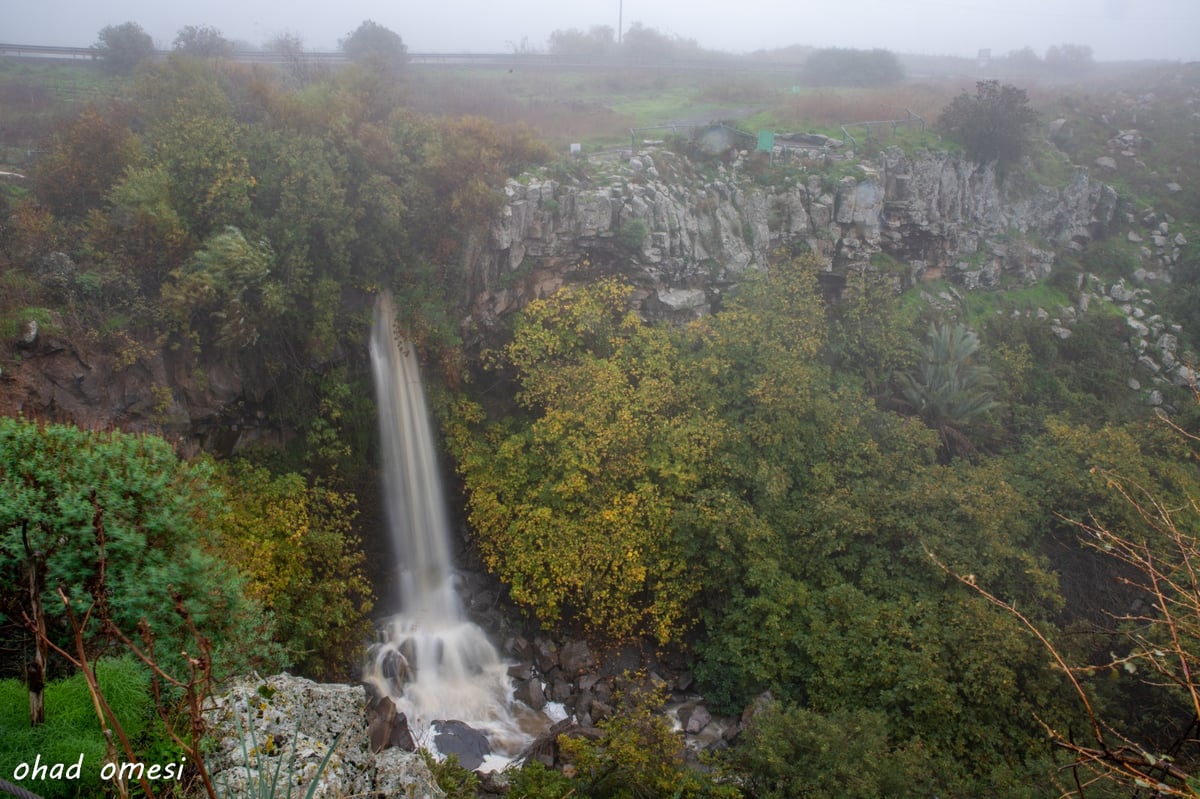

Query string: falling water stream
[362,291,544,768]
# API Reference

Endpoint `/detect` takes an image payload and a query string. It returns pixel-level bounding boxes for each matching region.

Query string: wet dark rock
[549,676,573,703]
[532,636,559,673]
[433,720,491,771]
[559,640,595,678]
[381,650,411,684]
[572,690,594,719]
[590,700,614,723]
[479,769,510,797]
[513,677,546,712]
[681,702,712,735]
[521,719,603,769]
[741,691,775,726]
[577,672,601,692]
[598,641,646,678]
[507,635,534,661]
[507,662,534,681]
[366,694,416,753]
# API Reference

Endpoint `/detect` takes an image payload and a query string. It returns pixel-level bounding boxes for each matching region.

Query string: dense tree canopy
[339,20,408,73]
[450,257,1077,793]
[938,80,1038,172]
[0,419,280,679]
[93,22,155,75]
[172,25,234,58]
[801,47,904,87]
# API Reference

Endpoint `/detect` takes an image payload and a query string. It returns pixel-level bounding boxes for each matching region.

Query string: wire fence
[839,108,926,148]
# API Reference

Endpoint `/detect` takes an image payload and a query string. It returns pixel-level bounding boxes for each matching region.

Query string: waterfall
[362,291,539,763]
[369,290,461,623]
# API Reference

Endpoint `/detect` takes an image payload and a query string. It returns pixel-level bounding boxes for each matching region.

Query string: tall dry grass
[773,83,962,129]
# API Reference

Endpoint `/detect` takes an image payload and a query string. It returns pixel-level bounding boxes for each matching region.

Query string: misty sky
[3,0,1197,62]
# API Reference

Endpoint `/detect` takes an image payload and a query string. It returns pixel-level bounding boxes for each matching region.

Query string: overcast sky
[3,0,1197,62]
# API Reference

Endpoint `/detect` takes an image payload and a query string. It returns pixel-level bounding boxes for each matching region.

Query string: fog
[2,0,1197,62]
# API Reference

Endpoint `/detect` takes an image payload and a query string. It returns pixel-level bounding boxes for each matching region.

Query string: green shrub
[615,218,648,252]
[721,702,892,799]
[505,760,576,798]
[420,751,478,799]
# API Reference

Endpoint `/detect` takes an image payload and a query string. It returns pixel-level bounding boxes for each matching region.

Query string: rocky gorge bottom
[204,634,745,799]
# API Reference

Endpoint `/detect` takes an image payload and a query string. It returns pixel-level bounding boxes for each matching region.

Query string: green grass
[0,657,160,799]
[902,278,1077,330]
[0,306,60,339]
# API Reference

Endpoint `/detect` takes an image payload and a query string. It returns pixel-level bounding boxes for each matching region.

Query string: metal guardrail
[0,43,811,71]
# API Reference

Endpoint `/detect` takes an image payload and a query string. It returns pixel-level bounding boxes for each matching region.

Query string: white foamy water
[362,291,543,762]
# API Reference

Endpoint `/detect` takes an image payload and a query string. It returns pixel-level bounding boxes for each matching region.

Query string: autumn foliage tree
[34,107,139,218]
[448,279,717,641]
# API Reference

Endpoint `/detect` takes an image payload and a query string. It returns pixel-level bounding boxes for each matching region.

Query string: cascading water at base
[362,291,548,766]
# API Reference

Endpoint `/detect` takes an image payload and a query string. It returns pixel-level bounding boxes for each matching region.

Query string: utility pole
[618,0,623,46]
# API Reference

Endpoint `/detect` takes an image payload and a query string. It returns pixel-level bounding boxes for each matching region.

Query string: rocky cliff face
[0,317,288,457]
[467,145,1120,329]
[0,145,1126,443]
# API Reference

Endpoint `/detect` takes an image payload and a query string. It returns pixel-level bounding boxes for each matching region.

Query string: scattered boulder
[559,640,596,678]
[513,677,546,712]
[433,720,491,772]
[366,694,416,753]
[680,702,713,735]
[532,637,560,673]
[16,320,38,349]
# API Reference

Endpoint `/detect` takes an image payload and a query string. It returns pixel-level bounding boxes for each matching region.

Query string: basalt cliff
[467,145,1122,330]
[5,143,1168,446]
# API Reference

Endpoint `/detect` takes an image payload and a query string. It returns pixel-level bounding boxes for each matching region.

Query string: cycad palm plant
[898,322,998,458]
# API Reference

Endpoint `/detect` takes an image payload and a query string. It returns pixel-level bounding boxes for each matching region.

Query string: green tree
[938,80,1038,172]
[88,164,191,294]
[827,269,916,395]
[1045,43,1094,74]
[339,20,408,73]
[897,321,998,458]
[722,702,899,799]
[263,32,314,86]
[172,25,234,58]
[93,22,155,74]
[801,47,904,87]
[547,25,616,59]
[0,419,280,682]
[133,57,255,236]
[558,684,738,798]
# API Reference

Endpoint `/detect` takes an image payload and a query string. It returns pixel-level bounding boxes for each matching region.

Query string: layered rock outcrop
[467,146,1120,329]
